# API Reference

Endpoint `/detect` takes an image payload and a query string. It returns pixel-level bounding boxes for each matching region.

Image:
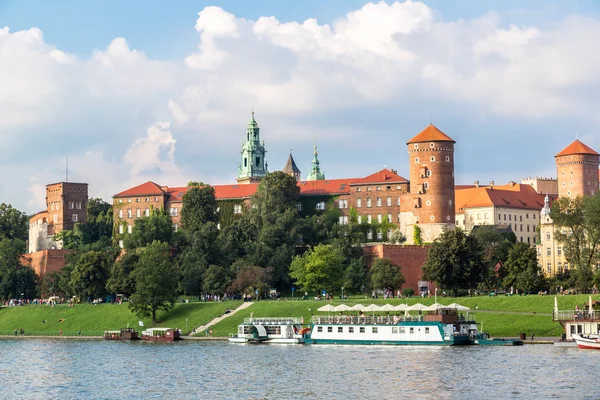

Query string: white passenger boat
[304,303,521,346]
[572,334,600,350]
[229,317,305,344]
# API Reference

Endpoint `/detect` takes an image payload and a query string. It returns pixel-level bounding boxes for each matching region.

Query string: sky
[1,0,600,213]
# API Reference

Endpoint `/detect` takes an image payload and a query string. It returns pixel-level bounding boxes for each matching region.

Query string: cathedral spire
[306,138,325,181]
[237,110,267,184]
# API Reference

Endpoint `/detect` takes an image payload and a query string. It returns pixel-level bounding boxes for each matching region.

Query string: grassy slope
[1,294,592,337]
[0,301,241,336]
[209,294,595,337]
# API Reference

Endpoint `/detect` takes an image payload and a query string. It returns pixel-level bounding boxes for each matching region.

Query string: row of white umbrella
[317,303,470,313]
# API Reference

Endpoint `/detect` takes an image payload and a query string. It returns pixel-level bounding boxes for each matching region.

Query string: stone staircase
[189,301,254,336]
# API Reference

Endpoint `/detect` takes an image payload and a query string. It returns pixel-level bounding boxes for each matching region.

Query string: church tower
[237,111,268,184]
[282,153,301,181]
[402,124,455,243]
[555,139,599,198]
[306,140,325,181]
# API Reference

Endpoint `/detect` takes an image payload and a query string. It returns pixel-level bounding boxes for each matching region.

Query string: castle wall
[363,244,430,292]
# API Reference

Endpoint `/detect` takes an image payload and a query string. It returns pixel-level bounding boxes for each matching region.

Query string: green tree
[228,265,273,297]
[124,208,173,250]
[69,250,111,300]
[0,238,38,299]
[251,171,300,221]
[343,258,369,295]
[370,258,405,292]
[502,242,546,294]
[0,203,28,241]
[106,251,139,296]
[413,225,423,245]
[551,194,600,293]
[79,198,113,244]
[471,226,515,290]
[180,186,218,236]
[289,244,345,294]
[178,222,220,296]
[422,228,485,296]
[202,265,230,294]
[129,241,178,323]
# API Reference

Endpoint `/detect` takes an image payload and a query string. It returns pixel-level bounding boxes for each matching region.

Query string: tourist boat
[553,296,600,341]
[141,327,181,341]
[229,317,304,344]
[572,334,600,350]
[103,327,139,340]
[304,303,521,346]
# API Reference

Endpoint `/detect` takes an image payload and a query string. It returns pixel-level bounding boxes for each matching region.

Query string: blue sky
[0,0,599,212]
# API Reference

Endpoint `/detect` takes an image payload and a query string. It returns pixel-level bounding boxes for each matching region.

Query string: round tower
[555,139,599,198]
[405,124,455,242]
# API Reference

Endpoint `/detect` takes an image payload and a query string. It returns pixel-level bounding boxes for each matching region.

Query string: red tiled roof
[114,181,166,197]
[407,124,455,144]
[167,183,260,202]
[350,169,408,185]
[455,183,545,214]
[298,178,361,196]
[556,139,599,157]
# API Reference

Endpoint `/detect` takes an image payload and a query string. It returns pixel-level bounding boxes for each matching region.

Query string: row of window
[500,213,536,221]
[50,201,83,211]
[118,223,180,236]
[118,197,160,204]
[415,156,450,163]
[118,209,152,219]
[355,197,401,208]
[50,214,79,223]
[355,185,403,192]
[316,325,428,334]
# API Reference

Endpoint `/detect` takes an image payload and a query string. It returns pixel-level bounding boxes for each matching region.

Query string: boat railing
[244,317,303,325]
[310,315,425,325]
[553,310,600,321]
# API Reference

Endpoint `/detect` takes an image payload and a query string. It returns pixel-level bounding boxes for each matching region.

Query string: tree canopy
[129,241,178,323]
[289,244,345,294]
[422,228,485,295]
[551,193,600,293]
[69,250,111,300]
[370,258,405,292]
[124,208,173,250]
[503,242,546,294]
[180,186,218,236]
[0,203,28,241]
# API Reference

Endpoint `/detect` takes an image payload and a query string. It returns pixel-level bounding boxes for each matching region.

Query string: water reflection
[2,340,600,399]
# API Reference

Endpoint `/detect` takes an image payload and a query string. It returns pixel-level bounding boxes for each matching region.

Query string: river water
[1,339,599,399]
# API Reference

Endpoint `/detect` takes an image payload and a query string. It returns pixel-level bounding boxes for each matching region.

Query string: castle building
[28,182,88,253]
[454,181,545,246]
[399,124,456,244]
[306,141,325,181]
[538,139,600,276]
[555,139,599,198]
[282,153,301,181]
[237,111,268,184]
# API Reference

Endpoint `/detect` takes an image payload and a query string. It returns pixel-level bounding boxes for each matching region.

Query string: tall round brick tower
[555,139,599,198]
[404,124,456,243]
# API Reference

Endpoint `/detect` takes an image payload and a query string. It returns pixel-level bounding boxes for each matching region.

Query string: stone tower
[555,139,599,198]
[282,153,301,181]
[306,140,325,181]
[402,124,456,243]
[237,111,268,184]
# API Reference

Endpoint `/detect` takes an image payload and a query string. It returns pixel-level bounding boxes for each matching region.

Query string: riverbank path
[189,301,254,336]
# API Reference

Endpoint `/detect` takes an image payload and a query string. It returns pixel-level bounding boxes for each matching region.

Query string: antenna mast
[66,157,69,182]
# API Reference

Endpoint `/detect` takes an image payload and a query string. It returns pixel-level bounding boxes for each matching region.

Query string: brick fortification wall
[21,249,69,278]
[363,244,430,291]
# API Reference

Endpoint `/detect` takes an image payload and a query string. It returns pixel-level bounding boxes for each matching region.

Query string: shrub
[402,288,414,298]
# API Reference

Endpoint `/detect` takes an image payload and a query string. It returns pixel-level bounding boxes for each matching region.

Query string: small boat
[141,327,181,341]
[474,334,523,346]
[572,334,600,349]
[103,328,139,340]
[229,317,304,344]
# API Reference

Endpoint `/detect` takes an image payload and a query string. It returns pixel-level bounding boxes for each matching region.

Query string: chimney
[391,169,397,174]
[489,181,494,189]
[509,181,516,187]
[474,180,479,188]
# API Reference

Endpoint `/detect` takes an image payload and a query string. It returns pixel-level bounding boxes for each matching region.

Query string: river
[1,340,599,399]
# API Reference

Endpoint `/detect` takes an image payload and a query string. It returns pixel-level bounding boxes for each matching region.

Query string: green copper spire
[306,138,325,181]
[237,110,268,184]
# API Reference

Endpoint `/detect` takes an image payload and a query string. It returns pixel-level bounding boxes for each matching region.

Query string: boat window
[392,327,398,334]
[399,327,406,334]
[410,327,414,334]
[360,327,365,333]
[372,327,378,334]
[425,327,430,334]
[317,327,323,333]
[327,326,333,333]
[349,327,354,333]
[338,327,343,333]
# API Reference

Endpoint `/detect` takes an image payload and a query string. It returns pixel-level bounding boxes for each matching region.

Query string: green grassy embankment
[0,301,240,336]
[1,294,592,338]
[208,294,595,338]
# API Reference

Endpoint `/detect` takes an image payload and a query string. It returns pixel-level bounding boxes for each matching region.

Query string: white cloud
[1,2,600,213]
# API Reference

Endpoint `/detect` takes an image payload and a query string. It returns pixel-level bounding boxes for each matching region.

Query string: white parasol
[446,303,470,311]
[317,304,337,312]
[424,303,445,311]
[408,303,427,311]
[333,304,353,312]
[351,304,366,311]
[379,304,396,312]
[393,304,409,311]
